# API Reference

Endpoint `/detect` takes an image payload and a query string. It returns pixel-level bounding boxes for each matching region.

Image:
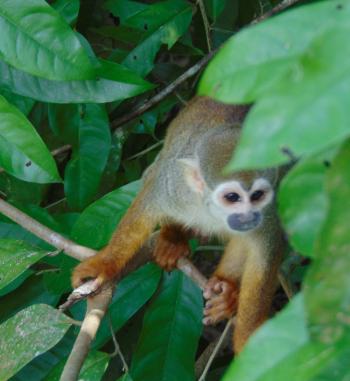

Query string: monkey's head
[179,126,278,233]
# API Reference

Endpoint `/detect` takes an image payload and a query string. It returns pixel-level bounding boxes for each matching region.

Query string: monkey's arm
[72,189,158,289]
[153,223,192,271]
[233,235,283,353]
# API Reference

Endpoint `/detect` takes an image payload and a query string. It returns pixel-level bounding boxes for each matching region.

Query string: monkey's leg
[233,240,283,353]
[153,223,191,271]
[72,190,159,289]
[203,238,246,325]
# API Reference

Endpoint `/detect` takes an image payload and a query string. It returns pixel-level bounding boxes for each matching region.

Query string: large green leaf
[0,59,153,103]
[0,95,60,183]
[223,294,308,381]
[130,271,202,381]
[71,181,140,248]
[12,328,76,381]
[278,148,338,257]
[45,350,109,381]
[305,139,350,342]
[0,239,48,290]
[64,104,111,210]
[0,0,94,80]
[120,0,193,76]
[0,275,60,323]
[0,304,71,380]
[199,0,350,170]
[222,294,349,381]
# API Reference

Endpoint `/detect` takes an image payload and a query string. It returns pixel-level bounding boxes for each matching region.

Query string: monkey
[72,96,285,353]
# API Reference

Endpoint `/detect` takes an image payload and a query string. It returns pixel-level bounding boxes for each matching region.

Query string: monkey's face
[209,178,274,233]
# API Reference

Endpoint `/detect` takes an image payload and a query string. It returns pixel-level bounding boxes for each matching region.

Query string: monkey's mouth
[227,212,261,232]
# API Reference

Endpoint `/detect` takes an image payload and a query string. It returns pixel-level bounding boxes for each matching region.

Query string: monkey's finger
[203,302,235,324]
[204,294,237,311]
[202,307,232,325]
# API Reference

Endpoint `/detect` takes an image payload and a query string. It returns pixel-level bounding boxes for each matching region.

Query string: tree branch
[0,198,95,260]
[111,51,216,129]
[110,0,300,130]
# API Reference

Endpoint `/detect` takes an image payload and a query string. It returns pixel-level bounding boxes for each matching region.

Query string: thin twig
[51,144,72,157]
[252,0,300,24]
[108,315,129,371]
[198,318,235,381]
[196,0,212,52]
[278,270,295,300]
[125,140,164,161]
[111,51,216,129]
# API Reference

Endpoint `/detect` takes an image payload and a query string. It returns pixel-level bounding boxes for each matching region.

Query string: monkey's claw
[203,276,238,325]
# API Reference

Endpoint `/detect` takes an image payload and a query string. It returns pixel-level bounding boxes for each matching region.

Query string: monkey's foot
[203,276,238,325]
[153,237,190,272]
[72,255,118,290]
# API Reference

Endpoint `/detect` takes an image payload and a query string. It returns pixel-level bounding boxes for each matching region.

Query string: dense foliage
[0,0,349,380]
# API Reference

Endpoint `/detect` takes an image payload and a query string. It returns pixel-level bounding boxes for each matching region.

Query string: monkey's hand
[202,276,239,325]
[72,253,118,291]
[153,226,190,271]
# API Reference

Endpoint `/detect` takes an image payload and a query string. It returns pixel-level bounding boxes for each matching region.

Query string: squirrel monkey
[72,96,285,353]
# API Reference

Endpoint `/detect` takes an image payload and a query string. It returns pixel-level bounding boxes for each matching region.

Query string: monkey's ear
[178,158,205,195]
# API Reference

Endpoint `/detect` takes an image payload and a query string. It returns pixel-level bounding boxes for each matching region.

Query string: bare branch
[111,51,216,129]
[0,198,95,260]
[60,286,113,381]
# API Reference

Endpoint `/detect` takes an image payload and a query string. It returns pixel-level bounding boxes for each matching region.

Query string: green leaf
[130,271,202,381]
[199,1,345,103]
[223,294,308,381]
[45,350,109,381]
[0,304,71,380]
[0,95,60,183]
[305,138,350,343]
[199,0,350,170]
[0,275,59,323]
[64,104,111,210]
[71,181,140,248]
[121,0,193,76]
[52,0,80,25]
[0,87,34,115]
[92,263,162,348]
[0,239,48,290]
[278,148,338,257]
[105,0,148,23]
[204,0,227,21]
[0,59,154,103]
[13,328,77,381]
[0,0,94,80]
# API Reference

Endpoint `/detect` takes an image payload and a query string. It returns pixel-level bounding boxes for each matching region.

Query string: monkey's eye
[250,190,265,202]
[224,192,241,203]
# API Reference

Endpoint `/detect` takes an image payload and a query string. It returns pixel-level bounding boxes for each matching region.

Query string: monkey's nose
[227,212,261,232]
